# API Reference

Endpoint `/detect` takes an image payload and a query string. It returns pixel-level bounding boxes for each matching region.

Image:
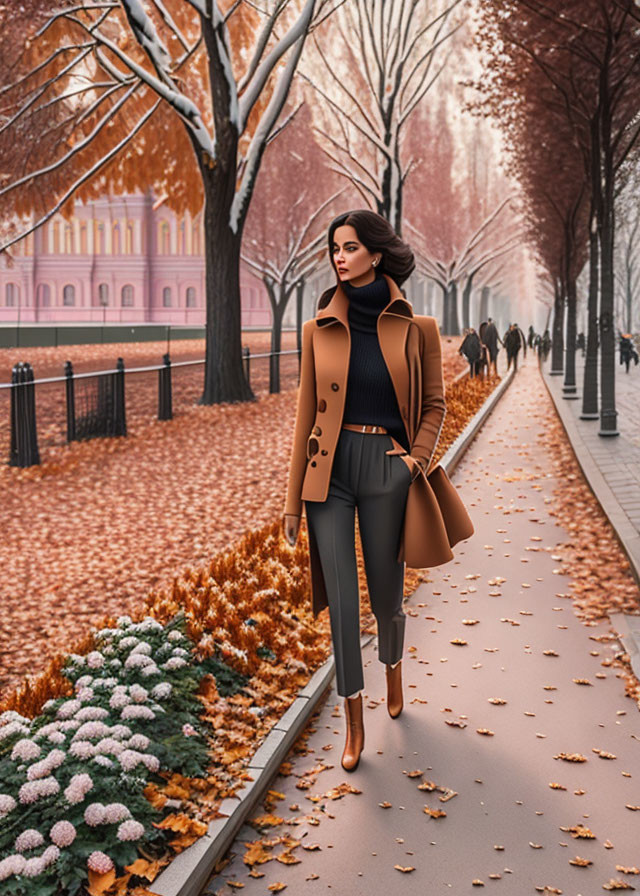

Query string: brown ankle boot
[385,661,403,718]
[341,693,364,771]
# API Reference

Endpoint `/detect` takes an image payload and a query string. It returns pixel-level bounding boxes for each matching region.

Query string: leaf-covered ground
[0,337,467,698]
[203,354,640,896]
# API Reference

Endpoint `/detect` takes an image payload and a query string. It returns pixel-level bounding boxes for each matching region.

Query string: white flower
[109,659,123,670]
[64,773,93,805]
[140,664,160,678]
[58,719,81,732]
[109,692,132,710]
[87,851,114,873]
[11,739,41,762]
[68,654,86,667]
[15,829,45,853]
[21,856,45,877]
[118,636,139,650]
[84,802,106,826]
[19,777,60,804]
[0,794,17,819]
[127,733,150,751]
[41,699,57,712]
[171,647,190,659]
[167,630,184,642]
[135,617,162,634]
[76,687,95,702]
[27,749,65,780]
[162,657,187,671]
[124,653,154,670]
[47,731,66,745]
[56,700,82,720]
[130,641,152,656]
[95,737,124,756]
[41,845,60,869]
[129,684,148,703]
[93,676,117,689]
[118,750,145,772]
[73,721,110,741]
[151,682,172,700]
[75,674,94,689]
[75,706,109,722]
[96,627,115,640]
[49,820,76,847]
[0,711,30,725]
[0,721,30,741]
[93,755,114,769]
[121,705,155,721]
[141,753,160,773]
[182,723,197,737]
[109,724,132,740]
[86,651,105,669]
[117,615,133,628]
[69,740,96,760]
[103,802,131,824]
[0,854,26,881]
[116,819,145,841]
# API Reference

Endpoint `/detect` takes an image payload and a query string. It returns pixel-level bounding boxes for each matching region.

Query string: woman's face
[332,224,381,288]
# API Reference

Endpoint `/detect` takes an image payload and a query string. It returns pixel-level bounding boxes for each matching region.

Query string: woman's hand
[283,514,301,546]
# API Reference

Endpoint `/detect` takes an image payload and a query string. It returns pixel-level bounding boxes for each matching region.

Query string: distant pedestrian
[576,331,585,356]
[458,327,483,378]
[480,317,502,376]
[619,334,639,373]
[541,328,551,360]
[504,322,526,371]
[527,325,535,348]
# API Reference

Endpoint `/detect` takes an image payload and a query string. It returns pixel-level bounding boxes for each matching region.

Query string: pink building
[0,193,271,327]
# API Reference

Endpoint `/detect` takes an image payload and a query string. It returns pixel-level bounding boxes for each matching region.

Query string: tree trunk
[296,279,305,379]
[199,171,254,405]
[462,274,474,331]
[440,283,448,333]
[479,285,490,326]
[448,281,460,335]
[599,175,618,434]
[581,204,599,419]
[550,279,565,375]
[563,275,578,397]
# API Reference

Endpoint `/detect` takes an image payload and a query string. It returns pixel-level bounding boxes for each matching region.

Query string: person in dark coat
[504,322,527,371]
[458,327,483,378]
[481,317,502,376]
[619,334,639,372]
[527,325,535,348]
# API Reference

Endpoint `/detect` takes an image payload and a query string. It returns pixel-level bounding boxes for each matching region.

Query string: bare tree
[0,0,343,404]
[299,0,463,234]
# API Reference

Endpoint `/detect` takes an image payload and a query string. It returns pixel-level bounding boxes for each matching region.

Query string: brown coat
[284,274,460,617]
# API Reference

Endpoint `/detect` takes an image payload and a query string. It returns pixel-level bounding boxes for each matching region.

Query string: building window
[192,221,201,255]
[97,283,109,307]
[121,284,134,306]
[126,222,134,254]
[160,221,170,254]
[64,223,73,254]
[112,223,121,254]
[63,284,75,306]
[37,284,51,307]
[5,283,18,306]
[162,286,172,307]
[186,286,196,308]
[96,222,105,254]
[80,222,88,254]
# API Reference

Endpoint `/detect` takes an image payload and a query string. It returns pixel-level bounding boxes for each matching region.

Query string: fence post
[9,361,40,467]
[114,357,127,436]
[158,352,172,420]
[243,345,251,388]
[65,360,76,442]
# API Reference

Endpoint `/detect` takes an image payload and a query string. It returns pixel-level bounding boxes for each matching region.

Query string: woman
[283,210,459,773]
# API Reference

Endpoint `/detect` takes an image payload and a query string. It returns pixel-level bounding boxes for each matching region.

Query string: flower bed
[0,370,500,894]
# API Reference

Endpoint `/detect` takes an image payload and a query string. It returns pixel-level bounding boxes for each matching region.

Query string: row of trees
[472,0,640,435]
[0,0,528,404]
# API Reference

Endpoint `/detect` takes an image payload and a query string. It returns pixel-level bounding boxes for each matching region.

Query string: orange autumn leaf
[86,867,117,896]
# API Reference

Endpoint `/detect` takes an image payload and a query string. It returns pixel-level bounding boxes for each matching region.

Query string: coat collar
[315,273,413,328]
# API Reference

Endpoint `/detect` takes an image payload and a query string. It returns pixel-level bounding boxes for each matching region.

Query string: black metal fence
[2,347,300,468]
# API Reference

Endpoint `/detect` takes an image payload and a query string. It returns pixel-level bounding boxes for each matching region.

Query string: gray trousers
[304,428,412,697]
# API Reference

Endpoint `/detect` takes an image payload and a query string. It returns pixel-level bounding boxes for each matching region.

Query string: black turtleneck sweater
[342,274,410,453]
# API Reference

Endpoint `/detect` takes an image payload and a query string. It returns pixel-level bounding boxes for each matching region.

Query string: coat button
[321,449,328,456]
[311,461,317,467]
[312,425,322,436]
[331,382,339,391]
[318,399,327,412]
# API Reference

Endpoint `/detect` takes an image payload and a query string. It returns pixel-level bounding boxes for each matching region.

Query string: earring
[372,258,378,268]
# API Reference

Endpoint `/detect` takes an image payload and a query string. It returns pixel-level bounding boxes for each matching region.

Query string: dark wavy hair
[317,209,415,310]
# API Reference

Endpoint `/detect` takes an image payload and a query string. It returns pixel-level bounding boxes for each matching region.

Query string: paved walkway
[542,350,640,583]
[203,353,640,896]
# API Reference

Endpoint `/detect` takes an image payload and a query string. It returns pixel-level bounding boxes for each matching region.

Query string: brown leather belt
[342,423,388,434]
